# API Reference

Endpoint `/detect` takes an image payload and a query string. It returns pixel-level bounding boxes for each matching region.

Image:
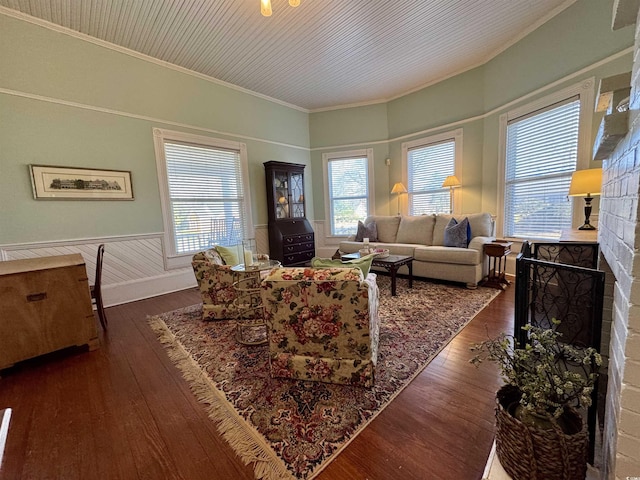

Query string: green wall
[482,0,632,112]
[309,0,634,220]
[0,13,310,244]
[309,103,390,221]
[0,0,635,246]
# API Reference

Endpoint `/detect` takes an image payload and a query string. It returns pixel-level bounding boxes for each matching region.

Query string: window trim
[322,148,374,238]
[153,128,252,270]
[496,78,594,239]
[401,128,463,215]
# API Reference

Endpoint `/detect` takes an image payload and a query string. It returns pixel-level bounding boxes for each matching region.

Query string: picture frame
[29,164,134,200]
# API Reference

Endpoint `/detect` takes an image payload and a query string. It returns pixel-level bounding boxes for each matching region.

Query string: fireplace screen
[515,241,605,462]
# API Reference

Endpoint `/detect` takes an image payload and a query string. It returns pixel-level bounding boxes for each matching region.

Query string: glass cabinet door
[274,171,290,219]
[290,172,305,218]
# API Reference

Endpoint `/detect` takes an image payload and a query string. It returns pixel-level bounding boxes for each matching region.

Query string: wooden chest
[0,254,98,370]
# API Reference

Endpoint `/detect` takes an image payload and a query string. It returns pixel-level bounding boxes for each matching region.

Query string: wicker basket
[495,385,589,480]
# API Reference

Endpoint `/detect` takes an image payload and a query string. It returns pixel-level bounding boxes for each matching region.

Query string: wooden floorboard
[0,281,514,480]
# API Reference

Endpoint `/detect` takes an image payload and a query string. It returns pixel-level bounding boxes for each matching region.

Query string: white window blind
[327,156,369,235]
[164,141,247,254]
[504,97,580,239]
[408,140,455,214]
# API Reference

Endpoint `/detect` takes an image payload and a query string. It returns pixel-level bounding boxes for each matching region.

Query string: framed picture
[29,165,134,200]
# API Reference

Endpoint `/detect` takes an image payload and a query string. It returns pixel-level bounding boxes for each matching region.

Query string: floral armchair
[192,248,242,320]
[260,267,380,388]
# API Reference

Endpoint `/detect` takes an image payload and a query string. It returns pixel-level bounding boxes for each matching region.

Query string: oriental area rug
[148,276,499,480]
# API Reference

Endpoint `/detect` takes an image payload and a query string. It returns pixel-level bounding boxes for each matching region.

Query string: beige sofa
[339,213,495,288]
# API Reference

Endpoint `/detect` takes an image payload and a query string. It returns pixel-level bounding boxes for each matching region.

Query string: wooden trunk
[0,254,98,370]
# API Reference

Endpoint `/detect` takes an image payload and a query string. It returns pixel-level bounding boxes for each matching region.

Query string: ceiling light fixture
[261,0,301,17]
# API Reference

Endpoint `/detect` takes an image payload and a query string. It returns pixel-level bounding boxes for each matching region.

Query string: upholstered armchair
[192,248,272,321]
[192,248,241,320]
[260,267,380,388]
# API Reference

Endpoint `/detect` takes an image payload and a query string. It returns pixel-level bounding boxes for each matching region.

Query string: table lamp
[568,168,602,230]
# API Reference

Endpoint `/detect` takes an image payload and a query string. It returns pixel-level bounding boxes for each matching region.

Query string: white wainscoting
[0,222,323,308]
[0,233,196,307]
[312,220,345,258]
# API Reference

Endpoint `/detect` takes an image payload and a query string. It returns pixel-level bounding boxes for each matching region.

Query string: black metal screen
[515,241,604,462]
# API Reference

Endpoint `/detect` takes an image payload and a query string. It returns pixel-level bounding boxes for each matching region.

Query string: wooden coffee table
[341,253,413,296]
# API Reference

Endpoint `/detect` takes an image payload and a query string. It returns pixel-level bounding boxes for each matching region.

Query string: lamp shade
[391,182,408,194]
[442,175,461,188]
[568,168,602,197]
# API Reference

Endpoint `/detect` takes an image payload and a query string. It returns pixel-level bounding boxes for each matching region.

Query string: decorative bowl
[359,248,389,258]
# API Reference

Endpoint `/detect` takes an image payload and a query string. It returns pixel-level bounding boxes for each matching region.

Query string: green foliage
[470,322,601,419]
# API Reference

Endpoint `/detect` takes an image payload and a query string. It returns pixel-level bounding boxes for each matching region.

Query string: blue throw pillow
[444,217,470,248]
[465,217,471,245]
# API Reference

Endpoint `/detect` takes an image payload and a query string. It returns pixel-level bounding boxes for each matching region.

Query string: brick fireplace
[598,4,640,478]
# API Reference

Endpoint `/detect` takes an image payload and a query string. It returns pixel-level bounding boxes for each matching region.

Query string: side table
[482,241,512,290]
[231,259,281,345]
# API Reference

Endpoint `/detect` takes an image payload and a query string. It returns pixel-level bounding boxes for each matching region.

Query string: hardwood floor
[0,280,514,480]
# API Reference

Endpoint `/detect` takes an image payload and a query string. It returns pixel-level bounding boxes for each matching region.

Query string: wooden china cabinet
[264,161,315,266]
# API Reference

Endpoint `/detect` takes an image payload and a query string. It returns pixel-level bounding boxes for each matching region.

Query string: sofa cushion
[433,213,493,246]
[395,214,436,245]
[466,213,494,238]
[414,246,482,265]
[354,220,378,242]
[338,241,418,257]
[444,217,470,248]
[377,243,420,256]
[364,215,401,243]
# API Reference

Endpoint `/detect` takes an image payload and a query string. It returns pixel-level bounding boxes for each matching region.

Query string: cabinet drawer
[284,250,315,265]
[283,233,314,245]
[283,242,315,254]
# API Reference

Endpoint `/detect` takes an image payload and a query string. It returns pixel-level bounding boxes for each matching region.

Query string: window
[402,129,462,215]
[323,149,374,236]
[499,80,592,240]
[154,129,252,269]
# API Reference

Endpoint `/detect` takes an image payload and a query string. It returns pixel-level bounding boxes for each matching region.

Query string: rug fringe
[148,316,294,480]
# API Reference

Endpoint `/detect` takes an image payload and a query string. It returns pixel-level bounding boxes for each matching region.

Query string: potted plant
[470,321,601,480]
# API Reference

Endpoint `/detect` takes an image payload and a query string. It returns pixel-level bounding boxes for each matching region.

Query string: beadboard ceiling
[2,0,575,111]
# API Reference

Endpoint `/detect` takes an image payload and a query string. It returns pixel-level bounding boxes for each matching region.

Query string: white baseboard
[103,268,197,307]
